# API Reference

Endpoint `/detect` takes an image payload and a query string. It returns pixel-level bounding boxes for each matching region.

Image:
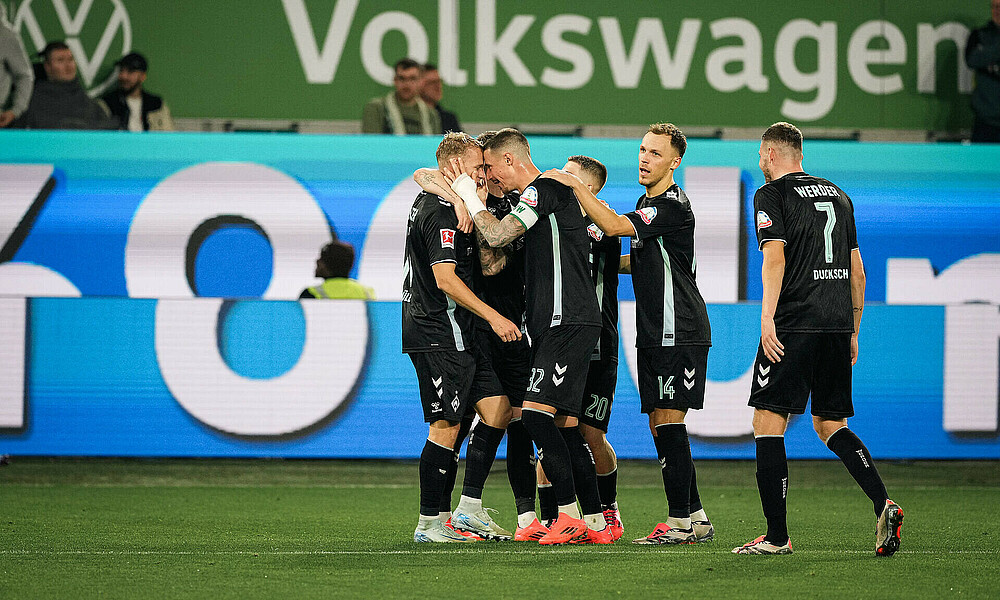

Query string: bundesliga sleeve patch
[440,229,456,249]
[522,186,538,207]
[636,206,657,225]
[587,222,605,241]
[756,210,772,230]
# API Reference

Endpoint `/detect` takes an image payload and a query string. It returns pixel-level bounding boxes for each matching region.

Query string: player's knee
[813,416,847,441]
[427,420,461,447]
[580,424,604,448]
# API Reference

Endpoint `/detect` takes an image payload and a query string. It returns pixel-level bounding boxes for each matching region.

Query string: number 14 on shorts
[658,375,675,400]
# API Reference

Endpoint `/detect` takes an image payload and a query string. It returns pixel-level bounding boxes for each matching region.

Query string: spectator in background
[300,240,375,300]
[966,0,1000,142]
[362,58,440,135]
[420,63,461,134]
[13,41,115,130]
[0,5,33,128]
[99,52,174,131]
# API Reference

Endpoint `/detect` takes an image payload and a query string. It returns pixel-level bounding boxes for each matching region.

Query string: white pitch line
[1,549,997,556]
[4,483,998,491]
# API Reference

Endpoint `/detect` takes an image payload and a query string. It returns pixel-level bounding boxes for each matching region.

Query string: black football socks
[521,409,576,507]
[537,483,557,522]
[688,463,703,514]
[420,439,455,518]
[597,467,618,509]
[439,417,473,514]
[505,418,538,516]
[654,423,693,519]
[460,422,505,499]
[826,427,889,516]
[755,435,789,545]
[559,426,603,516]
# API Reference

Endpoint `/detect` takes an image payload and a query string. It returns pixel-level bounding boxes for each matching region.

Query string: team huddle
[401,122,904,555]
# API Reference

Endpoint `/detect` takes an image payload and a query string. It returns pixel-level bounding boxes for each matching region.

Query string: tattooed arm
[412,168,473,234]
[472,211,527,248]
[477,230,508,276]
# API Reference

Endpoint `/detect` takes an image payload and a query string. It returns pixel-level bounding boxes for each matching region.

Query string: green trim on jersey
[656,238,675,347]
[445,296,465,351]
[549,213,563,327]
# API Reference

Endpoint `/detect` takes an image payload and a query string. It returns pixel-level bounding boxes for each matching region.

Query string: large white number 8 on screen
[125,163,368,436]
[814,201,836,263]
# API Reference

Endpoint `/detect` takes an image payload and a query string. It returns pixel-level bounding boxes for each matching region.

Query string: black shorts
[579,357,618,432]
[473,327,530,407]
[748,332,854,419]
[524,324,601,417]
[470,336,505,403]
[638,346,709,413]
[407,350,475,423]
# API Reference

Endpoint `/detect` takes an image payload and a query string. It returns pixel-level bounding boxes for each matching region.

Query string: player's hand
[850,333,859,365]
[0,110,14,128]
[453,201,473,234]
[440,162,458,184]
[541,168,582,188]
[760,315,784,363]
[490,316,522,343]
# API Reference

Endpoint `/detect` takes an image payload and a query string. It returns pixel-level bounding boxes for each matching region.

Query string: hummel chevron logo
[552,374,564,386]
[684,379,695,390]
[757,376,769,387]
[437,388,444,398]
[537,448,544,461]
[758,364,770,376]
[432,376,443,387]
[554,363,567,375]
[684,368,695,378]
[658,457,666,469]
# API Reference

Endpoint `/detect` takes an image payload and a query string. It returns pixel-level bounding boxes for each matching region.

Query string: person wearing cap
[12,40,116,130]
[99,51,174,131]
[300,240,376,300]
[0,5,34,128]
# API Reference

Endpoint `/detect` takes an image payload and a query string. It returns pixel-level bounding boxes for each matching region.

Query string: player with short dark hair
[732,122,903,556]
[405,132,522,542]
[543,123,714,546]
[536,155,625,541]
[447,128,612,545]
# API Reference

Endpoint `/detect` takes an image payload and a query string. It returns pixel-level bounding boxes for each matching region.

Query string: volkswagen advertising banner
[1,130,999,458]
[3,0,987,130]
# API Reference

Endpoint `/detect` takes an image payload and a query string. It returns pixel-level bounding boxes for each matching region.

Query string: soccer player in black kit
[448,128,613,545]
[412,131,542,541]
[732,122,903,556]
[403,133,522,542]
[536,155,625,541]
[544,123,714,545]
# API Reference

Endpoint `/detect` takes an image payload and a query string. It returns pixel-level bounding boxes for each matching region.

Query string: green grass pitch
[2,458,998,599]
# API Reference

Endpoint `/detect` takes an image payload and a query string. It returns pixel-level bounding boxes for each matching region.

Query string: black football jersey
[508,177,601,340]
[402,192,476,352]
[754,172,858,333]
[624,184,711,348]
[473,192,526,329]
[586,219,621,362]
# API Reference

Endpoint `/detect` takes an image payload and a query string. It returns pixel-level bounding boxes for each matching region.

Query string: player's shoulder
[753,179,786,204]
[414,191,457,221]
[527,176,572,199]
[642,184,690,213]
